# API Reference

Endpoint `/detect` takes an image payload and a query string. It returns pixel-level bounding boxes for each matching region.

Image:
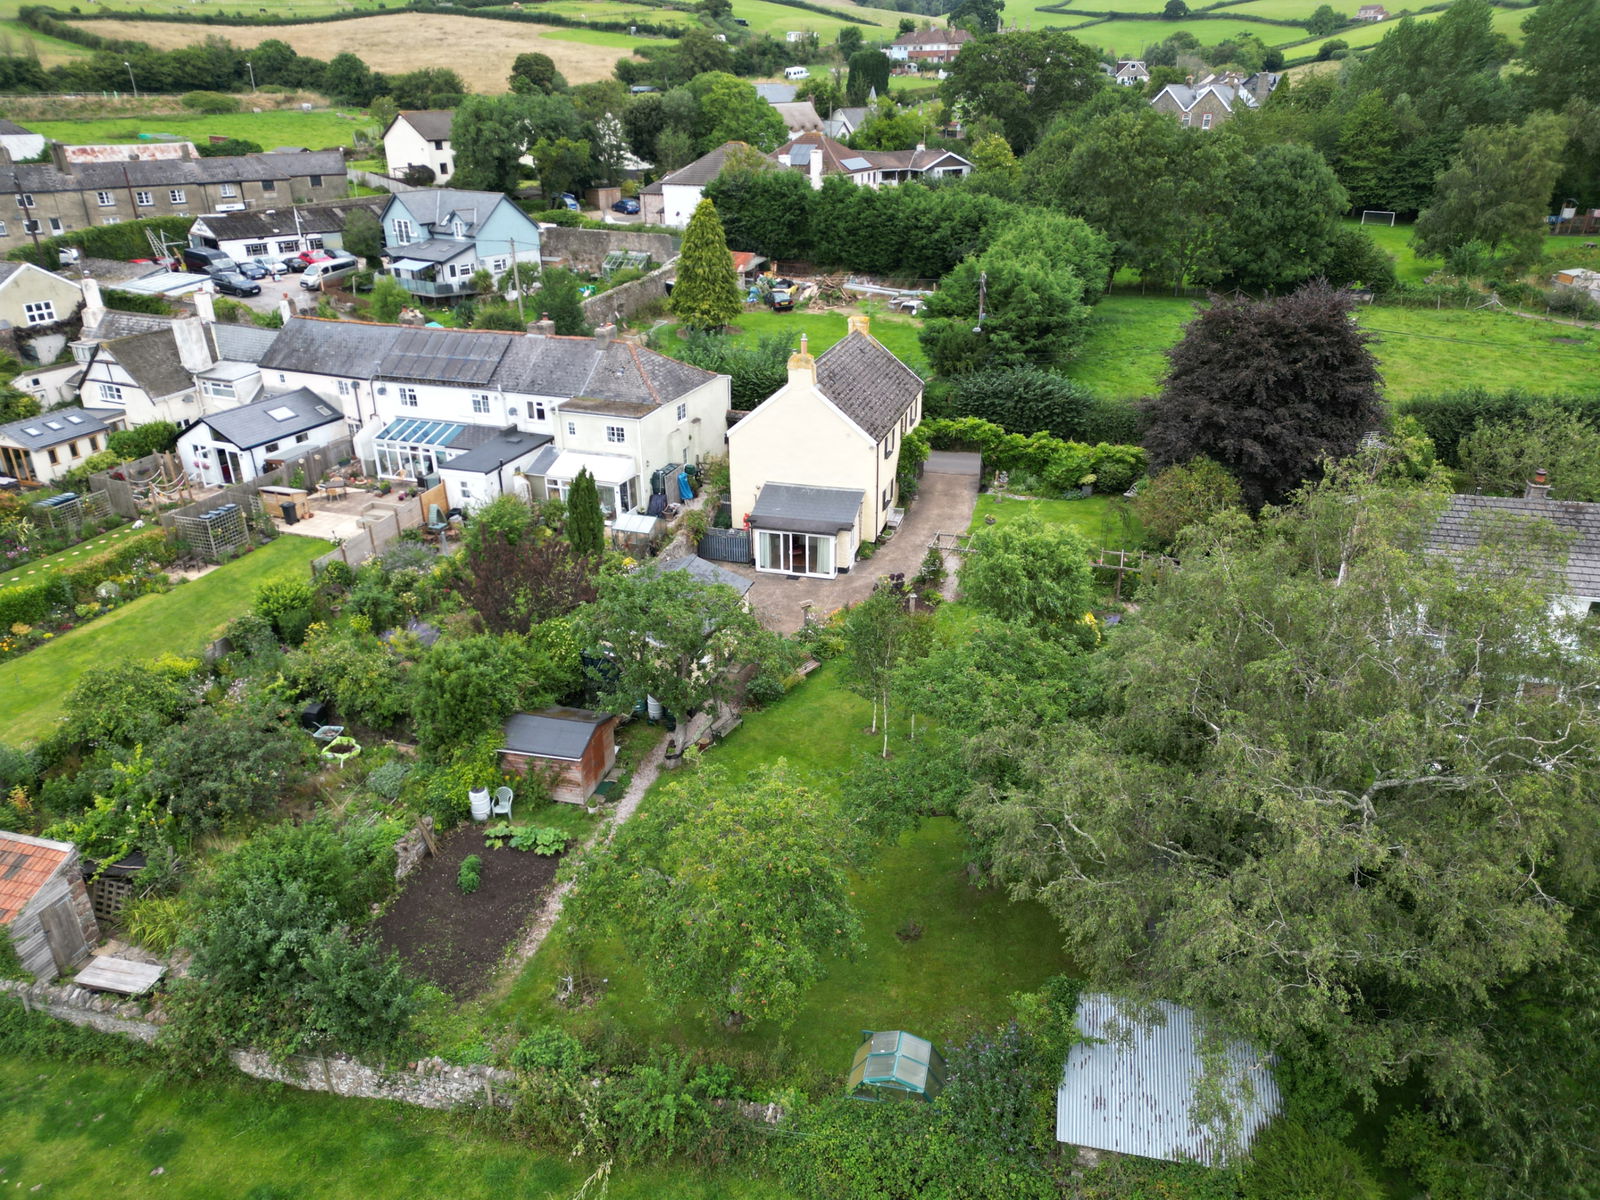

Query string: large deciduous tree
[451,95,526,194]
[705,164,814,262]
[961,475,1600,1196]
[1413,112,1569,274]
[460,495,597,635]
[959,516,1098,642]
[688,72,787,152]
[570,761,859,1030]
[1141,282,1384,509]
[509,51,567,95]
[1457,400,1600,502]
[940,30,1103,153]
[1203,143,1349,292]
[669,199,743,332]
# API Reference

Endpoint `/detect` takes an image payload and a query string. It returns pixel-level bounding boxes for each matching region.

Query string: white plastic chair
[491,786,514,819]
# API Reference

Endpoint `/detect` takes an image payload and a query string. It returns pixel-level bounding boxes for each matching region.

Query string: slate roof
[1428,493,1600,599]
[0,406,110,451]
[440,428,553,474]
[0,832,72,926]
[389,237,475,264]
[80,309,174,343]
[189,195,385,243]
[387,188,508,235]
[0,262,23,286]
[891,26,973,45]
[260,319,716,408]
[815,330,923,440]
[1057,994,1281,1167]
[869,146,973,172]
[393,110,455,141]
[0,119,36,138]
[660,552,754,597]
[0,149,344,195]
[500,708,611,760]
[200,388,341,450]
[755,82,797,103]
[1153,82,1258,113]
[749,482,864,534]
[101,329,194,399]
[208,322,279,364]
[639,142,750,195]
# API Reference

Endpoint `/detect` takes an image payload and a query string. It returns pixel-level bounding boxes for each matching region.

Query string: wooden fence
[153,437,356,532]
[309,481,446,574]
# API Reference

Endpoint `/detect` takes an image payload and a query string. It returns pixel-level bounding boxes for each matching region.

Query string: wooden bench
[74,956,165,996]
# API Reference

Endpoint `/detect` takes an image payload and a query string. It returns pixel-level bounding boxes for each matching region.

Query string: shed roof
[639,141,749,195]
[815,330,923,440]
[660,552,753,597]
[500,708,612,760]
[1428,492,1600,599]
[1056,993,1281,1166]
[0,405,111,450]
[199,388,340,450]
[0,831,73,926]
[191,196,386,242]
[749,482,863,534]
[209,321,279,364]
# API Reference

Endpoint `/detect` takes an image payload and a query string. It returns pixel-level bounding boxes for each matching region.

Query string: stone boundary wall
[580,261,674,328]
[540,227,678,274]
[1,978,162,1042]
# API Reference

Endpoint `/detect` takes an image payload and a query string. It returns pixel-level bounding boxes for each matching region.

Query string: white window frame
[15,193,33,208]
[23,301,55,326]
[676,402,687,421]
[393,219,415,244]
[1201,113,1213,130]
[169,189,186,204]
[398,386,419,408]
[337,380,351,396]
[135,190,153,207]
[220,183,237,198]
[100,382,124,403]
[471,393,491,414]
[530,401,546,420]
[567,421,576,436]
[95,191,115,208]
[48,217,62,234]
[606,425,626,444]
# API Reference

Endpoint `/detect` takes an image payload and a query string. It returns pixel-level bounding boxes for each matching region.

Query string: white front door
[755,530,835,578]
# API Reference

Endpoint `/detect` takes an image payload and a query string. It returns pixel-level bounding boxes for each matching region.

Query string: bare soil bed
[68,14,638,88]
[375,825,561,997]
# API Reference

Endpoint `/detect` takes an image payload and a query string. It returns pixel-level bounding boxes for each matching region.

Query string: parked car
[297,248,333,267]
[235,260,269,280]
[557,192,580,212]
[212,271,261,297]
[252,256,289,279]
[181,246,236,275]
[280,255,308,273]
[299,254,359,291]
[769,287,794,311]
[611,197,640,214]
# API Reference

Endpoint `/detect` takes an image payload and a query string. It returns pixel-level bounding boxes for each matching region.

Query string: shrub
[939,367,1095,441]
[1133,457,1244,547]
[458,854,482,894]
[254,578,317,642]
[365,760,411,802]
[1242,1120,1382,1200]
[511,1026,592,1074]
[1395,388,1600,469]
[107,421,179,460]
[0,576,66,628]
[122,894,190,956]
[181,90,241,113]
[916,416,1146,495]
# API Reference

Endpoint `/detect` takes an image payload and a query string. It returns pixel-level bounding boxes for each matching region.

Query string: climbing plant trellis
[172,500,253,562]
[30,490,112,533]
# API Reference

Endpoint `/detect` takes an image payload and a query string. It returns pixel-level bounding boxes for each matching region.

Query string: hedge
[6,215,194,269]
[57,528,176,601]
[1394,388,1600,468]
[0,576,69,629]
[909,417,1147,494]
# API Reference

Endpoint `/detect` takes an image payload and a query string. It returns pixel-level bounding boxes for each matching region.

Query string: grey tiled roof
[749,482,863,534]
[190,195,385,242]
[1429,493,1600,599]
[0,119,35,137]
[639,142,749,195]
[395,110,455,141]
[815,331,922,441]
[660,553,753,596]
[381,326,508,385]
[387,188,507,235]
[441,428,552,474]
[259,317,402,378]
[208,322,278,363]
[755,83,797,103]
[389,237,474,264]
[1,150,345,194]
[103,329,194,398]
[200,388,340,450]
[501,708,610,760]
[0,262,23,285]
[80,309,174,343]
[0,405,111,449]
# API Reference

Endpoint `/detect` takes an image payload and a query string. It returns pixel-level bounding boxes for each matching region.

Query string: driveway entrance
[736,450,981,632]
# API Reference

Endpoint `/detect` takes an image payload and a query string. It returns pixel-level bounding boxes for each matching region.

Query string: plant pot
[469,787,491,822]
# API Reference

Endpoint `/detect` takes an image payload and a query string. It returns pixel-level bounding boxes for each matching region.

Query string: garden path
[505,730,671,967]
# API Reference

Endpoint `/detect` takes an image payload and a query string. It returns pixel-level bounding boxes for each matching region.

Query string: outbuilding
[499,708,620,804]
[0,831,101,982]
[177,388,344,487]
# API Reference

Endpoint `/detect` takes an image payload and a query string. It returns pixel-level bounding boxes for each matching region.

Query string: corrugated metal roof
[1056,994,1281,1166]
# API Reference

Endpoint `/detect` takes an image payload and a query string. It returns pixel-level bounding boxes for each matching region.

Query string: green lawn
[488,657,1076,1079]
[0,522,136,590]
[1070,15,1300,55]
[25,109,373,151]
[0,1055,784,1199]
[0,534,329,745]
[970,493,1143,548]
[1348,217,1439,284]
[0,17,92,64]
[665,308,928,374]
[1066,293,1194,402]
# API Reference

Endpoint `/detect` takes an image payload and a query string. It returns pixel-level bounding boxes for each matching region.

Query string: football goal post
[1360,210,1397,226]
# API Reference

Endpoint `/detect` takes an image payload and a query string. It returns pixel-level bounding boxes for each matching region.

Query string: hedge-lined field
[25,108,371,151]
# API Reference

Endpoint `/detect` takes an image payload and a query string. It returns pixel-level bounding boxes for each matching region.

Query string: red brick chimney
[1525,469,1550,501]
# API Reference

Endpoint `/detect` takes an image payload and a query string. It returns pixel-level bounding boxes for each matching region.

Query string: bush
[56,528,175,600]
[1395,388,1600,469]
[365,760,411,802]
[107,421,179,460]
[254,578,317,643]
[181,90,241,113]
[1242,1120,1382,1200]
[938,367,1095,441]
[915,417,1146,495]
[1546,284,1600,320]
[511,1026,592,1074]
[0,576,66,628]
[458,854,482,894]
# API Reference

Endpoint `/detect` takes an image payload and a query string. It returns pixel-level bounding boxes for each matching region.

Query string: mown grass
[0,522,135,590]
[0,534,329,745]
[663,307,928,374]
[1347,217,1438,284]
[1066,293,1194,402]
[488,656,1076,1077]
[24,108,373,151]
[969,493,1143,547]
[0,1055,784,1199]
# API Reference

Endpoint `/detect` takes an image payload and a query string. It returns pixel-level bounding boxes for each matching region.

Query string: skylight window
[315,405,333,416]
[22,426,40,436]
[65,415,83,424]
[44,420,61,430]
[267,406,297,421]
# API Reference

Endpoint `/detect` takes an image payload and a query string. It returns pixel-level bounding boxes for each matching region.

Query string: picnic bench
[74,956,165,996]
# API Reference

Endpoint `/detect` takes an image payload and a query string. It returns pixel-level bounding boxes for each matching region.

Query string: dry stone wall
[230,1050,515,1110]
[1,978,162,1042]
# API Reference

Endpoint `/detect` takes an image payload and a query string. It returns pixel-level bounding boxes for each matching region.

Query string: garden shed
[498,708,620,804]
[0,831,100,982]
[847,1030,946,1102]
[1056,993,1281,1167]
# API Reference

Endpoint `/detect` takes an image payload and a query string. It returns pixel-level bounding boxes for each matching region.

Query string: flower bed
[0,561,175,663]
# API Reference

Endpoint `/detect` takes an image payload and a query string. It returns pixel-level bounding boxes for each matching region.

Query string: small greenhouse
[847,1030,946,1102]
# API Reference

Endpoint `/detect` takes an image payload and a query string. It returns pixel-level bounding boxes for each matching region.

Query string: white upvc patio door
[756,531,835,578]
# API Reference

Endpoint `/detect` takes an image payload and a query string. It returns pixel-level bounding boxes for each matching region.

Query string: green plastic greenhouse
[847,1030,946,1102]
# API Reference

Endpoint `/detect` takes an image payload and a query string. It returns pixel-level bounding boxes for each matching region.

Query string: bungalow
[1057,994,1281,1166]
[186,196,387,265]
[638,141,750,229]
[727,315,923,578]
[0,261,83,363]
[382,110,458,182]
[0,832,101,984]
[0,405,119,486]
[1113,59,1150,86]
[884,26,973,65]
[771,132,973,189]
[175,388,344,488]
[379,188,543,300]
[498,708,620,804]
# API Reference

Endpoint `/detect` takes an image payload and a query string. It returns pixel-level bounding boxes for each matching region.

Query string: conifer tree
[566,468,605,557]
[669,199,742,333]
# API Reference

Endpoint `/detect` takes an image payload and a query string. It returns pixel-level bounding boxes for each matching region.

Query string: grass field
[0,1056,784,1199]
[0,534,329,745]
[1070,15,1289,54]
[488,655,1076,1076]
[1067,293,1195,402]
[970,493,1143,547]
[25,108,372,150]
[663,307,927,373]
[1349,217,1439,284]
[0,523,136,590]
[0,18,91,64]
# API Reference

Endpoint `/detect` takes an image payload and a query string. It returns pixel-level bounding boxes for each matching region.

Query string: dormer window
[451,219,466,238]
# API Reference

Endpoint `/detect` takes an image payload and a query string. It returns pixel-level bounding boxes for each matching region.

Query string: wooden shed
[0,832,100,982]
[499,708,620,805]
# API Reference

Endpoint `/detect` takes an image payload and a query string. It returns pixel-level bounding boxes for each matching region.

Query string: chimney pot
[1526,469,1552,501]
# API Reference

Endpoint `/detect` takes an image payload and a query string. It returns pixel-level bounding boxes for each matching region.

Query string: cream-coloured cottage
[727,315,923,579]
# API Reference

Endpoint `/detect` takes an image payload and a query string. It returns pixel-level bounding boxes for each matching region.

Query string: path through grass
[0,1055,783,1199]
[0,522,135,589]
[0,535,329,745]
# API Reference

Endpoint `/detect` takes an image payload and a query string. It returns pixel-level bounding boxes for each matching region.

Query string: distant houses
[884,26,973,67]
[1150,72,1279,129]
[382,110,458,182]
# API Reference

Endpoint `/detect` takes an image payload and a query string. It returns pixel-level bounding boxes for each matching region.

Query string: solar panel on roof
[791,143,813,166]
[841,156,872,170]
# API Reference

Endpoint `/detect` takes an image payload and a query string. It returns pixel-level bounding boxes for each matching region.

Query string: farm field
[0,17,91,65]
[0,534,329,745]
[488,654,1076,1077]
[0,1056,783,1200]
[63,14,652,88]
[24,108,371,150]
[1068,15,1288,55]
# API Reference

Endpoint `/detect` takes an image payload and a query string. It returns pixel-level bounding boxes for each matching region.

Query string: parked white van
[299,255,360,290]
[783,66,810,80]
